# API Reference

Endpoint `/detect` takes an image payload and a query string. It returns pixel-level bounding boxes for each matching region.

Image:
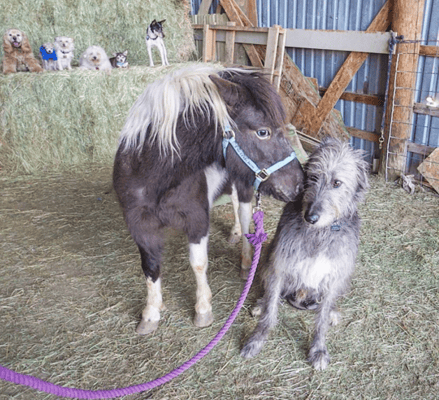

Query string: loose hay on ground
[0,170,438,400]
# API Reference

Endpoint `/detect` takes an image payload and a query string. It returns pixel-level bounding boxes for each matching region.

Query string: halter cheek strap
[222,123,297,191]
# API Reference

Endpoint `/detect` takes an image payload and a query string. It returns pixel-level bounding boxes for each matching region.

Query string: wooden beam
[346,127,380,143]
[193,25,393,54]
[383,0,426,180]
[319,89,384,106]
[414,102,439,117]
[198,0,213,15]
[247,0,258,26]
[307,1,391,137]
[419,45,439,57]
[406,141,436,155]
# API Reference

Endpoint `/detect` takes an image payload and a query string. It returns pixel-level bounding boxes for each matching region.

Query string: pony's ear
[209,75,243,107]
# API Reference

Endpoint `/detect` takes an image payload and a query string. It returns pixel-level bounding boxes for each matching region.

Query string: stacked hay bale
[0,0,197,174]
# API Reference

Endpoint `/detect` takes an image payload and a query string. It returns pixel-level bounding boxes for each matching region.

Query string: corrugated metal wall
[413,0,439,147]
[190,0,439,162]
[256,0,389,158]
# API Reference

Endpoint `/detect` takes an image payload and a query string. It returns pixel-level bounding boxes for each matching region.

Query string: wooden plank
[407,141,436,155]
[284,29,392,54]
[193,25,393,54]
[419,45,439,57]
[226,0,253,27]
[219,0,244,26]
[247,0,258,26]
[308,1,391,137]
[192,25,269,32]
[319,89,384,106]
[346,127,380,143]
[273,28,286,90]
[198,0,213,15]
[413,102,439,118]
[417,148,439,193]
[225,21,236,64]
[202,25,216,62]
[264,26,280,81]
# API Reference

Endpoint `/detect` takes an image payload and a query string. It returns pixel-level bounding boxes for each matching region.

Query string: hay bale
[0,0,200,175]
[0,0,195,67]
[0,64,206,174]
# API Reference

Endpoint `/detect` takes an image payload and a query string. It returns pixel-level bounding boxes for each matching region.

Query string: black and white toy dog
[145,19,169,67]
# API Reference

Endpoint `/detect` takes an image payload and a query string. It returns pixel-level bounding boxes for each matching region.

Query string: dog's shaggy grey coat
[241,137,369,370]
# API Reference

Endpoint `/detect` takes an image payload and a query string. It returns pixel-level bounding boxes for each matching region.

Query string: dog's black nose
[305,213,319,224]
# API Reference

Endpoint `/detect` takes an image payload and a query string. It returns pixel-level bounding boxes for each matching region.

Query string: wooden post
[225,22,236,64]
[382,0,426,180]
[202,25,216,62]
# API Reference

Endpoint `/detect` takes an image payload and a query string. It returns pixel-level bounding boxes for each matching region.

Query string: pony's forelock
[119,65,234,156]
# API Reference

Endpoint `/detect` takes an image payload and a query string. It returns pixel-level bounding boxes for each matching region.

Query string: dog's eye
[333,180,342,188]
[255,129,271,140]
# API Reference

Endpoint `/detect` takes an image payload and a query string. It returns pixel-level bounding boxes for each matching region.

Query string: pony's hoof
[240,268,250,280]
[136,319,159,335]
[228,232,241,244]
[193,311,214,328]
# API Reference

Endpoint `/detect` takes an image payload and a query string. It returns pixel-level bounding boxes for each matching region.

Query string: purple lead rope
[0,211,267,399]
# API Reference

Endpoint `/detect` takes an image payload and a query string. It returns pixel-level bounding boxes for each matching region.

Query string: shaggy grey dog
[241,137,369,370]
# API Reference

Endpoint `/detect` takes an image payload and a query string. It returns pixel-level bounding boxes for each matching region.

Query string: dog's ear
[151,19,156,24]
[209,75,244,108]
[159,19,166,24]
[3,32,13,54]
[123,50,128,56]
[20,33,32,54]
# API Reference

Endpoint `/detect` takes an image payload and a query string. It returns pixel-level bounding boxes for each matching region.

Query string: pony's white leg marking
[239,201,253,279]
[189,235,214,328]
[228,184,242,244]
[136,277,163,335]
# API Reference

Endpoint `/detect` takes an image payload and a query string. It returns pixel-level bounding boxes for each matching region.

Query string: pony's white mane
[119,64,235,155]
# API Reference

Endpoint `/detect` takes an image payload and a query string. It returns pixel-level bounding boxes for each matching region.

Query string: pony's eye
[256,129,271,139]
[333,180,342,188]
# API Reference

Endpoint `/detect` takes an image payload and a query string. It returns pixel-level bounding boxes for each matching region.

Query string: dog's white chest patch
[297,254,333,289]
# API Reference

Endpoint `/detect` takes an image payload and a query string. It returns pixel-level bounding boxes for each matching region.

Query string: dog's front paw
[308,347,330,370]
[240,338,265,359]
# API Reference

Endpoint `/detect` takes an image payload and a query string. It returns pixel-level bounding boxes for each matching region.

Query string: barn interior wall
[191,0,439,172]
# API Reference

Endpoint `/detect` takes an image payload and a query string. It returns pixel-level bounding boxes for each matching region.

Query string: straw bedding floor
[0,168,438,399]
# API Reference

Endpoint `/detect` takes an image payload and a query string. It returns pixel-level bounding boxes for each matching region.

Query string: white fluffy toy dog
[145,19,169,67]
[79,45,112,72]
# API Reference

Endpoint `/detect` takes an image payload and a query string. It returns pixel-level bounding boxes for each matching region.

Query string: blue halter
[222,122,297,191]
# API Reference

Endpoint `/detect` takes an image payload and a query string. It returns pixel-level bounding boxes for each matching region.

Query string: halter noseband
[222,122,297,191]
